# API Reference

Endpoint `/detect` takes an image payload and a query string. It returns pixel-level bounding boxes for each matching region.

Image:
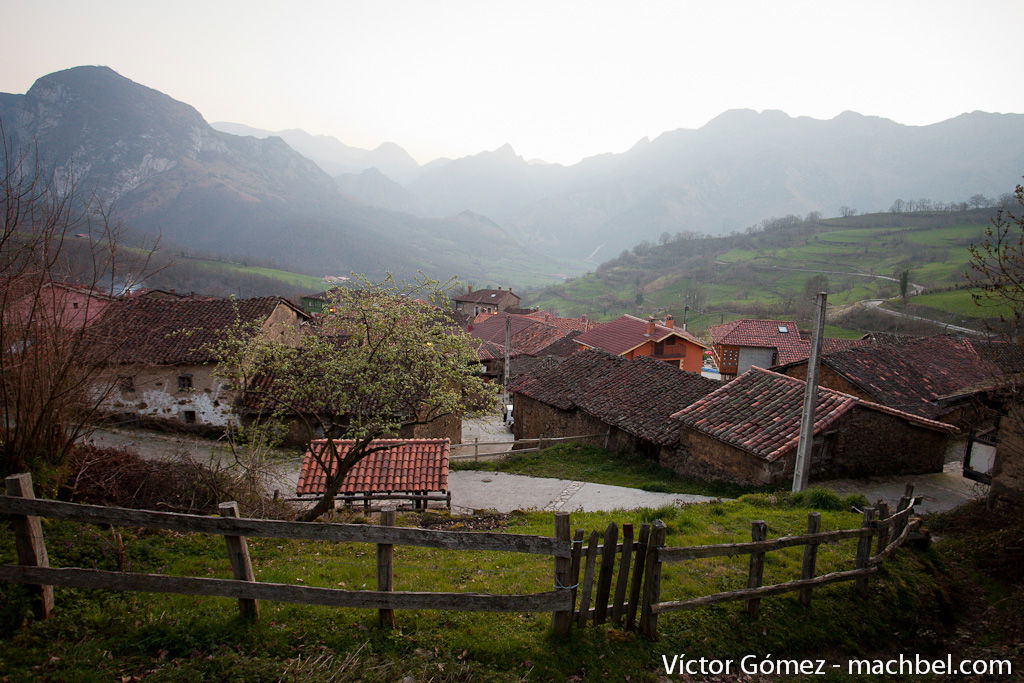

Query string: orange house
[573,314,709,373]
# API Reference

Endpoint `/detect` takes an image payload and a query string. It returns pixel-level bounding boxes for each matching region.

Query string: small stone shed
[667,367,958,486]
[509,349,720,459]
[775,335,1024,464]
[297,438,451,509]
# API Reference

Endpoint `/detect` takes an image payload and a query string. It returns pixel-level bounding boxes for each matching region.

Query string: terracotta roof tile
[452,288,520,305]
[673,367,956,461]
[94,296,306,365]
[815,335,1021,418]
[511,349,719,445]
[469,313,583,360]
[575,314,707,356]
[297,438,450,495]
[708,319,809,365]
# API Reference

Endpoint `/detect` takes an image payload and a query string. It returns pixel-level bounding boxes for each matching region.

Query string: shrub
[58,444,292,518]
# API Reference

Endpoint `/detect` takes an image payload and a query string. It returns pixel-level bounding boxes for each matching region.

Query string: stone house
[93,296,309,430]
[668,367,958,486]
[773,335,1024,467]
[467,312,586,380]
[573,314,709,373]
[451,286,521,316]
[509,349,720,459]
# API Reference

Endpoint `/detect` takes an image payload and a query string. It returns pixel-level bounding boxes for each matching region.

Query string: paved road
[87,426,985,515]
[861,299,987,337]
[448,470,720,513]
[815,460,986,514]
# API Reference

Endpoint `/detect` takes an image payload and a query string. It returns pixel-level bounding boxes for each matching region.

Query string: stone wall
[990,401,1024,510]
[779,363,868,399]
[663,405,949,486]
[98,363,235,427]
[511,393,660,458]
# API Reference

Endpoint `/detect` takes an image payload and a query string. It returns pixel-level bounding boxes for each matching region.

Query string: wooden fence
[1,473,923,640]
[449,433,604,461]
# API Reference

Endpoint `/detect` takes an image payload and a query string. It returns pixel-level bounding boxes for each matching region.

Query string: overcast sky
[5,0,1023,165]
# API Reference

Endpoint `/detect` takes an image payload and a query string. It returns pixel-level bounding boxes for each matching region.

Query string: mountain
[402,109,1024,262]
[0,66,564,287]
[210,121,422,183]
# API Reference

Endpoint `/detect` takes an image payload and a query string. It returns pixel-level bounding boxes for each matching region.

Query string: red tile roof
[808,335,1023,418]
[707,319,810,365]
[673,367,956,461]
[469,313,583,360]
[94,296,307,365]
[452,288,520,306]
[511,349,720,445]
[297,438,450,495]
[574,314,708,356]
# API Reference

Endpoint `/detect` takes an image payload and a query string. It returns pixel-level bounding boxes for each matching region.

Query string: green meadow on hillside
[528,209,998,333]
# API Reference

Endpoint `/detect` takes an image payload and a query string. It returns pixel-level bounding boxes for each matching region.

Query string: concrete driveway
[448,470,720,513]
[815,460,987,514]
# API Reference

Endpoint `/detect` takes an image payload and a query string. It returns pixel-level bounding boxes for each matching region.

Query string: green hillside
[527,209,1002,333]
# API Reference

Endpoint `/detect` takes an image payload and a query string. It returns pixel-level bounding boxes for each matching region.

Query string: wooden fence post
[611,523,634,625]
[744,521,768,617]
[875,501,891,556]
[625,523,650,631]
[799,512,820,607]
[5,473,54,619]
[639,520,666,639]
[895,485,914,538]
[593,522,618,624]
[576,530,600,627]
[855,507,876,594]
[377,509,397,629]
[552,511,572,637]
[218,501,259,621]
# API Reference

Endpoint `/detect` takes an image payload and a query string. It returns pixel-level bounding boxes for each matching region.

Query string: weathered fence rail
[648,485,923,637]
[0,473,925,640]
[449,433,604,462]
[1,472,576,634]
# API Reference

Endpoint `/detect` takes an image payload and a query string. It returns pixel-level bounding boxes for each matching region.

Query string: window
[665,337,676,346]
[177,375,193,391]
[117,375,135,392]
[654,341,665,355]
[778,326,788,333]
[182,410,197,424]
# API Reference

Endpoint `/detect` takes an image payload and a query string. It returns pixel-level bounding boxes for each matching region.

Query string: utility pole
[502,315,511,424]
[792,291,827,492]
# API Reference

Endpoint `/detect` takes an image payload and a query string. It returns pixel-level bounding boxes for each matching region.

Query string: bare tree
[967,183,1024,337]
[0,138,160,490]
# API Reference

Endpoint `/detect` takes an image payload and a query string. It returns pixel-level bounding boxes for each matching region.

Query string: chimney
[467,285,473,293]
[665,314,674,329]
[647,317,656,335]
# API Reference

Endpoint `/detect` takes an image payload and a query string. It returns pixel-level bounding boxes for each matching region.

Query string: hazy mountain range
[2,65,1022,285]
[0,66,559,284]
[219,108,1024,263]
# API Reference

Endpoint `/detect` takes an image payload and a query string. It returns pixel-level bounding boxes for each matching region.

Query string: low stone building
[451,286,520,316]
[667,367,958,486]
[510,349,720,459]
[93,296,309,430]
[775,335,1024,468]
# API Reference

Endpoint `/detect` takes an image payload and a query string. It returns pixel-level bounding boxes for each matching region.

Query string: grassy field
[0,495,953,682]
[907,288,1016,319]
[525,210,1000,332]
[452,443,762,498]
